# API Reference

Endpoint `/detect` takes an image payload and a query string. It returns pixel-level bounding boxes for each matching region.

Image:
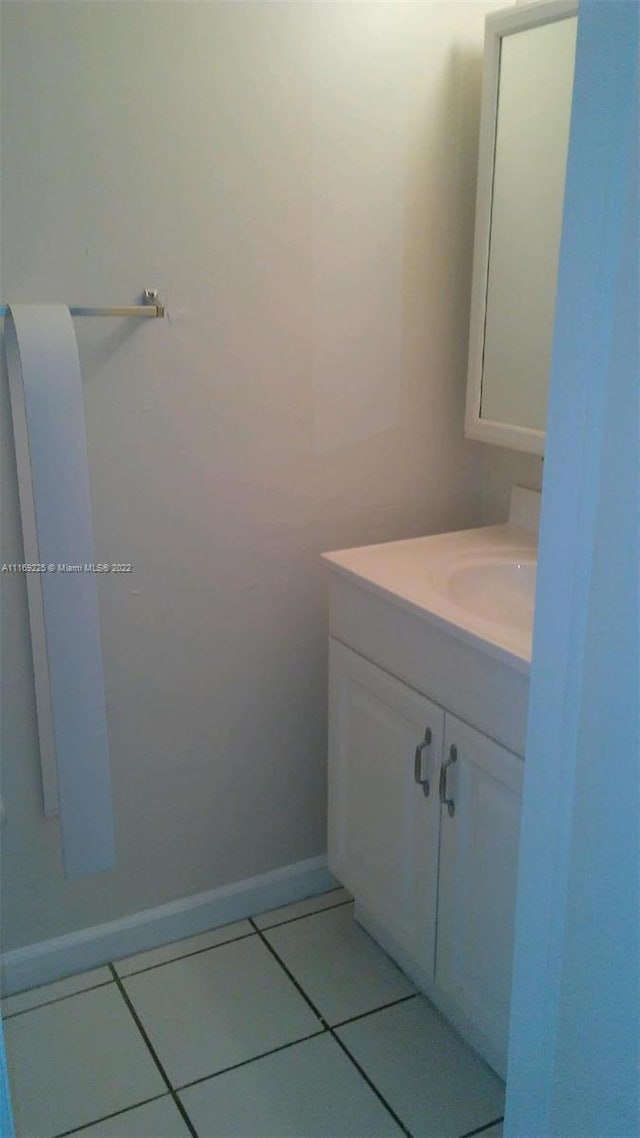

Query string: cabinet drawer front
[328,640,443,973]
[436,714,523,1077]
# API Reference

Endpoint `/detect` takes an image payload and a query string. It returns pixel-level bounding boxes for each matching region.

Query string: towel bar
[0,288,165,318]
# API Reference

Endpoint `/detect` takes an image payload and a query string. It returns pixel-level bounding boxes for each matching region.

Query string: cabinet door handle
[414,728,432,797]
[439,743,457,817]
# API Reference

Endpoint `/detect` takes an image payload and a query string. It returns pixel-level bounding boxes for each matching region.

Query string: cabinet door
[436,714,523,1077]
[328,639,444,972]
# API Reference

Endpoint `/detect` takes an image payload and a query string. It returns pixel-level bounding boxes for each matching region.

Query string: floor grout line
[249,917,329,1027]
[329,1030,414,1138]
[154,970,419,1095]
[50,1091,174,1138]
[108,964,199,1138]
[1,979,114,1019]
[458,1116,505,1138]
[254,897,353,932]
[175,1029,327,1093]
[249,916,416,1138]
[113,929,257,979]
[116,898,353,978]
[331,991,419,1029]
[155,993,433,1097]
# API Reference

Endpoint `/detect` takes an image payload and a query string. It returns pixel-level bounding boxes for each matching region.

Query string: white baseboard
[1,855,335,996]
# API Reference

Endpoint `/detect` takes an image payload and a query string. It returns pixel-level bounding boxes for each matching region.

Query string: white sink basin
[445,557,536,631]
[323,489,541,667]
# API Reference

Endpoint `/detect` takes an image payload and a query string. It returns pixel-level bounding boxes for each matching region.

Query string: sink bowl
[445,557,536,631]
[324,489,541,665]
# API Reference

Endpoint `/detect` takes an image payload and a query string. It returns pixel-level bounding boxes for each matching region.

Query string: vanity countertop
[323,521,537,674]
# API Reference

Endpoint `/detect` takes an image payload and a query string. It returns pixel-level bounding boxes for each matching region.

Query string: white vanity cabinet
[328,640,443,976]
[324,510,536,1077]
[327,614,526,1078]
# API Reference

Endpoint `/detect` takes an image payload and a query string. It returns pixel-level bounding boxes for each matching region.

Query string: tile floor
[3,888,505,1138]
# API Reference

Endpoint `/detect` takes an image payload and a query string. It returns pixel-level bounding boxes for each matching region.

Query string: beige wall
[0,1,507,950]
[481,448,544,523]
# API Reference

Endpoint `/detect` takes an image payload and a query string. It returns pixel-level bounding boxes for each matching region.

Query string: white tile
[263,903,415,1024]
[123,934,322,1087]
[253,887,353,930]
[179,1032,403,1137]
[4,984,166,1138]
[336,996,505,1138]
[74,1094,191,1136]
[113,919,253,977]
[1,966,112,1017]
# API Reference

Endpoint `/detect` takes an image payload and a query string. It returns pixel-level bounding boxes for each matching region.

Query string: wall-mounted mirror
[465,0,577,455]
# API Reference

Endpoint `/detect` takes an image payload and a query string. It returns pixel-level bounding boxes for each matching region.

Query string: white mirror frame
[464,0,578,456]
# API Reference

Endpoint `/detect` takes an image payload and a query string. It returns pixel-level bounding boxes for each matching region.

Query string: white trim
[487,0,577,38]
[505,1,639,1132]
[0,856,334,996]
[464,0,578,457]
